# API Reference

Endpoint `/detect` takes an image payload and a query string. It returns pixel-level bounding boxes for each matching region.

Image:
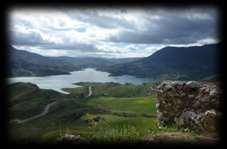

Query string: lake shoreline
[8,68,154,94]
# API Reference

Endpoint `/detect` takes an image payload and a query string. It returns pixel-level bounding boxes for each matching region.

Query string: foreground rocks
[144,132,218,143]
[58,133,81,143]
[152,81,221,133]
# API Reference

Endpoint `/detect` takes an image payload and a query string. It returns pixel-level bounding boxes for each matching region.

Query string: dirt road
[12,101,57,124]
[87,86,92,97]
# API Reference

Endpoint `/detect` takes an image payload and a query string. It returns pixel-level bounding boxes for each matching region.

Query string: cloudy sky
[9,7,219,58]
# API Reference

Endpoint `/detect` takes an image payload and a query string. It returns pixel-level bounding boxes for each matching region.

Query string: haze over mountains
[9,43,219,81]
[8,46,141,77]
[9,8,219,81]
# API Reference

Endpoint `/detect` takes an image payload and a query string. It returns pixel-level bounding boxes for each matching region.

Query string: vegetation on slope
[9,82,203,143]
[105,44,219,80]
[8,46,140,77]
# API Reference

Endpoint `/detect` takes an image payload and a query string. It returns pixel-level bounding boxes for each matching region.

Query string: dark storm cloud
[10,7,219,57]
[107,8,218,44]
[11,30,98,52]
[11,30,46,45]
[40,42,98,52]
[66,9,136,30]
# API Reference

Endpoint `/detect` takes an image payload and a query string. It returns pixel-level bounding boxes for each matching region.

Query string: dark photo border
[0,0,226,148]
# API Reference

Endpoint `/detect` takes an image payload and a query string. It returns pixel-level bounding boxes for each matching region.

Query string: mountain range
[104,44,219,80]
[8,44,219,80]
[8,46,140,77]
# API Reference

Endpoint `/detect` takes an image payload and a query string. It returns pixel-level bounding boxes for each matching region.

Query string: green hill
[9,82,202,143]
[105,44,219,80]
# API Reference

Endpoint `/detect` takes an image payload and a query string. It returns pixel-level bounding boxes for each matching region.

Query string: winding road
[12,86,93,124]
[11,101,57,124]
[87,86,92,97]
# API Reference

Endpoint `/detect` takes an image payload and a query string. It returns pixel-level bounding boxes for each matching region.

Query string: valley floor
[8,82,218,143]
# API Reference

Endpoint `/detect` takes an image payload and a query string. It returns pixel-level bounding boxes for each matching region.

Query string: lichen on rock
[152,81,221,133]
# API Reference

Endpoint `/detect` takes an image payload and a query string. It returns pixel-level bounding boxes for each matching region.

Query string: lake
[8,68,153,94]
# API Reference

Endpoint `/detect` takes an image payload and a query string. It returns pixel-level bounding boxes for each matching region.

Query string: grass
[10,90,62,119]
[86,96,157,115]
[64,82,155,98]
[9,82,200,143]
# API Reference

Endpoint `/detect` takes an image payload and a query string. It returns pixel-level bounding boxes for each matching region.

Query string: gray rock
[153,81,220,133]
[199,110,218,132]
[60,133,81,141]
[186,81,201,88]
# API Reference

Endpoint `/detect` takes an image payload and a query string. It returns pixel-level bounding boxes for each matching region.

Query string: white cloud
[9,7,219,58]
[13,45,68,57]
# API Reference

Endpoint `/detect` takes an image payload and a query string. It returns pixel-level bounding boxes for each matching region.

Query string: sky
[9,6,219,58]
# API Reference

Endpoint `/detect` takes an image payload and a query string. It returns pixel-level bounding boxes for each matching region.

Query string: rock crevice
[153,81,221,133]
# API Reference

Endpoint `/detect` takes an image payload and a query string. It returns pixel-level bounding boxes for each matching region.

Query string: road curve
[11,101,57,124]
[87,86,92,97]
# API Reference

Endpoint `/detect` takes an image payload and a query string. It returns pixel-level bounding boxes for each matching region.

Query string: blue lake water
[8,68,153,94]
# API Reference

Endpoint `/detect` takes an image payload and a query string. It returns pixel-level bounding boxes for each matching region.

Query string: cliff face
[153,81,221,133]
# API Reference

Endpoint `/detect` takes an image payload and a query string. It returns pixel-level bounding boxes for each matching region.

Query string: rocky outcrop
[152,81,221,133]
[58,134,81,143]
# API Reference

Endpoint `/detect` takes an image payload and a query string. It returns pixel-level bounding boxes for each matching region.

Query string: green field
[9,82,200,143]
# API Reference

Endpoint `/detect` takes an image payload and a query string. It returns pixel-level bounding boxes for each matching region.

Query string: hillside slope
[106,44,219,80]
[8,47,79,76]
[8,46,140,77]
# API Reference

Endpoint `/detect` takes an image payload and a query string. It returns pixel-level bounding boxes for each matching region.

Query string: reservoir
[8,68,153,94]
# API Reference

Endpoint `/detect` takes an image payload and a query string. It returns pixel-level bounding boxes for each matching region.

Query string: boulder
[153,81,221,133]
[199,110,219,133]
[59,133,81,142]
